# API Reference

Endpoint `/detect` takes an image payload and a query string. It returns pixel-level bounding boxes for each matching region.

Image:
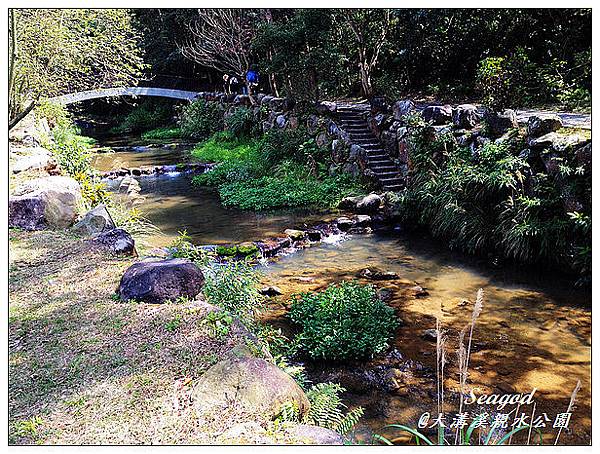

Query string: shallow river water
[94,142,591,444]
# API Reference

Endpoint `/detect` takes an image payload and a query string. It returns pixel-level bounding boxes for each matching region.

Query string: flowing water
[93,141,591,444]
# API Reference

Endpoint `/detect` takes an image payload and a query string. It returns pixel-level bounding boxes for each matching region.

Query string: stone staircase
[336,104,404,191]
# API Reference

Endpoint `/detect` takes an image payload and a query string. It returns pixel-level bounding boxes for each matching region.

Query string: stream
[93,140,591,444]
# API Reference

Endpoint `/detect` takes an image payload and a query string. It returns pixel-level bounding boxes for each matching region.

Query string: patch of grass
[141,126,182,141]
[165,315,182,332]
[192,132,366,211]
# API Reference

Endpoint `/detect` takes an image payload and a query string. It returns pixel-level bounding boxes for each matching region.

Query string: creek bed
[94,142,591,444]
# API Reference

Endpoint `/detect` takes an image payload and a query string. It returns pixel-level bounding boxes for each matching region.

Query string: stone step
[375,171,400,177]
[383,184,404,191]
[380,177,404,184]
[371,165,397,171]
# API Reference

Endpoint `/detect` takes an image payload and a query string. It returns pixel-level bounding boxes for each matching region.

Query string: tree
[9,9,145,130]
[180,9,259,101]
[336,9,392,99]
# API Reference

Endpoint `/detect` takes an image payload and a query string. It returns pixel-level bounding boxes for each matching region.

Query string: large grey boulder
[10,146,56,174]
[356,193,382,214]
[73,204,116,236]
[118,258,204,304]
[486,110,518,137]
[9,176,81,230]
[94,228,135,255]
[452,104,481,129]
[527,115,563,138]
[393,99,416,121]
[193,345,310,418]
[422,105,453,125]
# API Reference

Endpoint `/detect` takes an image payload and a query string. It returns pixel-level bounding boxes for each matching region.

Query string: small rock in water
[259,286,283,297]
[335,216,354,231]
[421,329,438,341]
[353,214,372,227]
[377,287,394,301]
[359,268,399,280]
[284,229,305,241]
[305,229,322,242]
[409,285,429,298]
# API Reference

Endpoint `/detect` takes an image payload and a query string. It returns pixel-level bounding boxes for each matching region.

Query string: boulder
[118,258,204,304]
[10,146,56,174]
[284,229,305,241]
[452,104,481,129]
[9,176,81,230]
[94,228,136,255]
[336,217,354,231]
[356,194,382,214]
[305,230,322,241]
[354,214,372,227]
[527,114,563,138]
[393,99,416,121]
[73,204,116,236]
[486,110,518,137]
[192,346,310,418]
[276,115,287,129]
[288,425,344,445]
[359,268,399,280]
[316,101,337,114]
[422,105,453,125]
[338,195,363,210]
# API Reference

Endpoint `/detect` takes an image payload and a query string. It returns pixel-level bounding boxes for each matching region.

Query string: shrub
[35,101,71,129]
[394,115,591,281]
[202,261,265,326]
[111,101,173,134]
[225,106,257,137]
[178,99,224,140]
[289,281,399,361]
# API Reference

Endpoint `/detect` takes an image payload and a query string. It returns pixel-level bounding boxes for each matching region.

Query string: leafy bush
[169,230,210,265]
[35,101,71,129]
[191,131,365,210]
[225,107,257,137]
[202,261,265,327]
[289,281,399,361]
[178,99,225,140]
[141,126,181,141]
[46,125,109,208]
[111,101,173,134]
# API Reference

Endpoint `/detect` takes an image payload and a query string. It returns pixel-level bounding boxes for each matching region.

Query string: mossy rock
[237,242,259,256]
[216,245,238,256]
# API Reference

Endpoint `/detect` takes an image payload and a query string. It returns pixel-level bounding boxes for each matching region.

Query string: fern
[303,383,364,435]
[274,382,363,436]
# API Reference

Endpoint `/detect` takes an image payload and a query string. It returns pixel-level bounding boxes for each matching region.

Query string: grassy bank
[191,132,366,211]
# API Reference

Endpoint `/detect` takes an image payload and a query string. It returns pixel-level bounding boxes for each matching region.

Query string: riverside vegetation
[8,7,591,446]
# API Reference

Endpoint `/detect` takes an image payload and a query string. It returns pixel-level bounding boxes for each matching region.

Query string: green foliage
[45,124,109,209]
[289,281,399,361]
[169,230,211,266]
[10,9,145,125]
[192,131,365,211]
[35,101,71,129]
[276,383,364,436]
[395,116,591,279]
[476,57,511,112]
[140,126,181,141]
[178,99,225,140]
[164,315,181,332]
[225,107,257,137]
[200,311,233,339]
[218,172,362,211]
[202,262,265,327]
[111,101,173,134]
